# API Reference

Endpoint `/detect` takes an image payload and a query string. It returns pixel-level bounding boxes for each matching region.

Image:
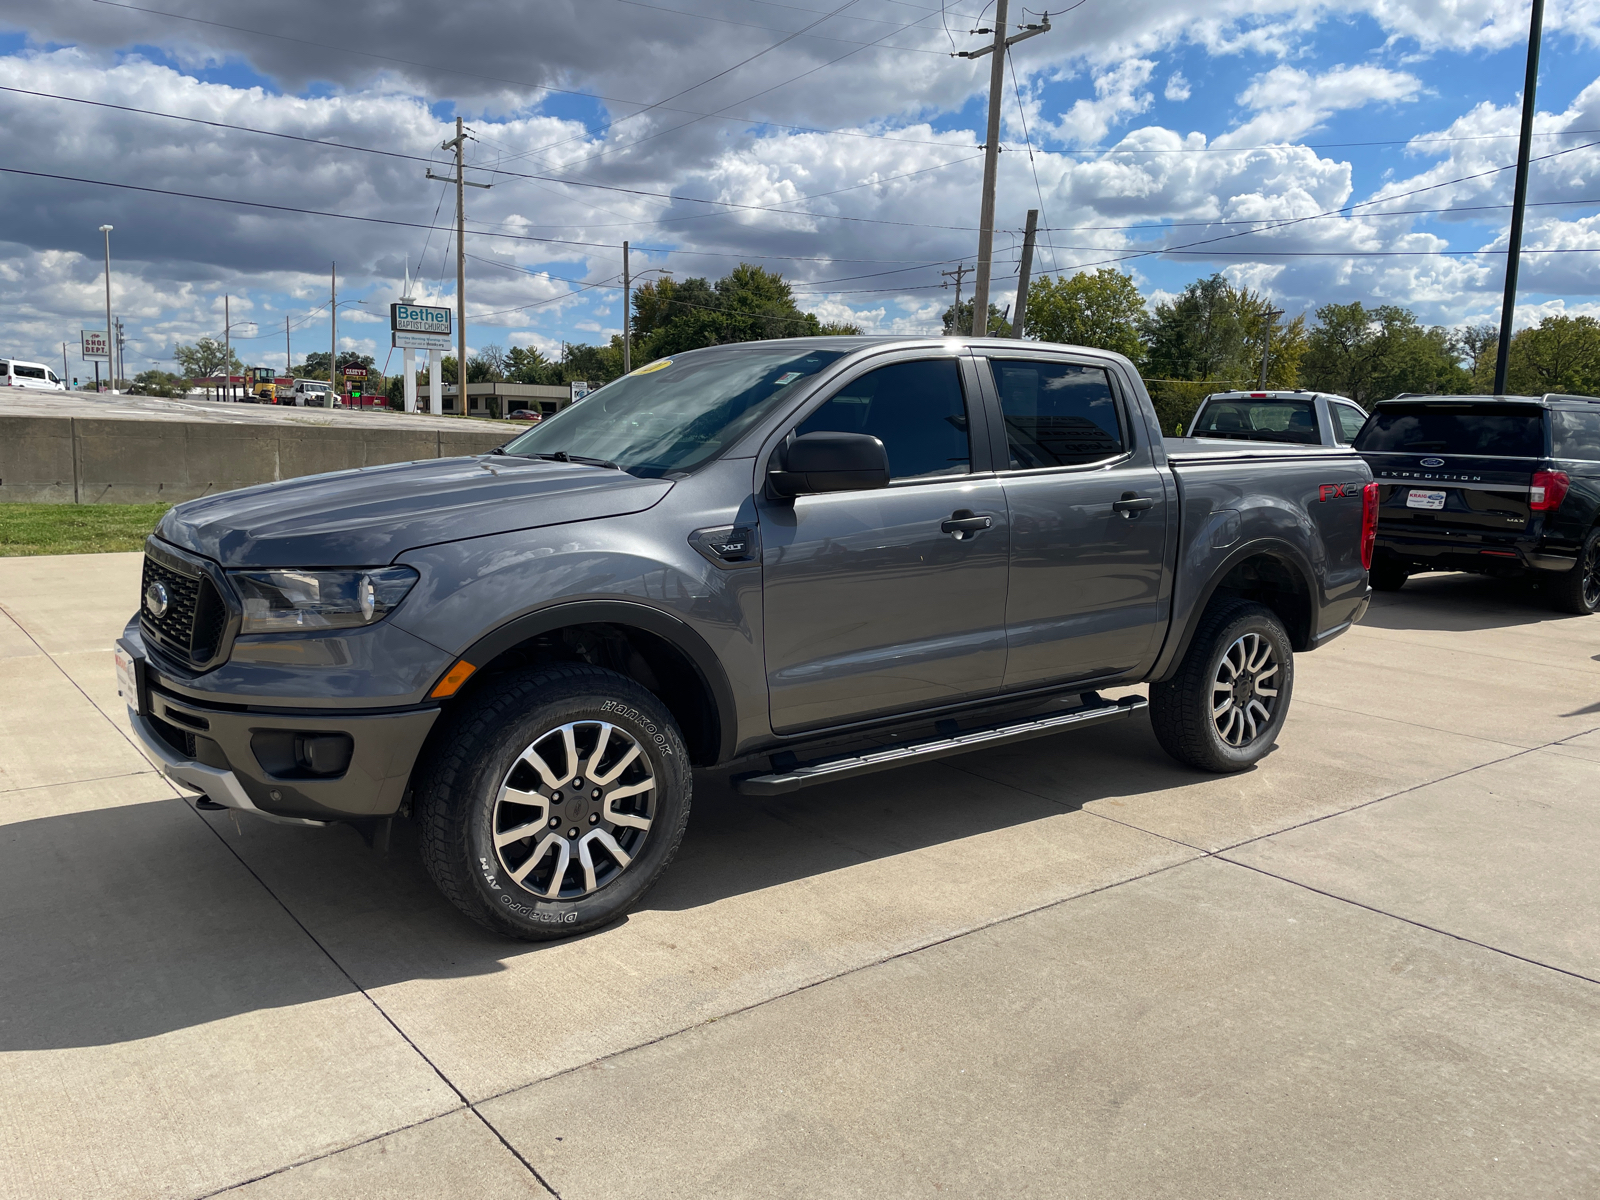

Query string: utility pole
[98,224,114,392]
[330,263,337,402]
[1010,209,1038,338]
[285,315,292,381]
[1494,0,1545,395]
[224,294,232,402]
[622,240,632,375]
[1258,307,1285,388]
[941,263,972,333]
[960,5,1052,336]
[114,317,125,390]
[62,342,69,387]
[429,117,491,412]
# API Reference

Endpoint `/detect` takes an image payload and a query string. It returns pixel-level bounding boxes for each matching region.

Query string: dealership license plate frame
[1406,489,1447,511]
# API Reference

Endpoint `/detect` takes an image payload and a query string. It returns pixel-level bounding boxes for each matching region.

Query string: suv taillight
[1360,480,1379,570]
[1530,470,1570,512]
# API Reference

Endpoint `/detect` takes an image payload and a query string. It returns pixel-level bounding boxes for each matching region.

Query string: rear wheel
[1549,528,1600,616]
[1368,560,1409,592]
[1150,599,1294,773]
[415,664,691,940]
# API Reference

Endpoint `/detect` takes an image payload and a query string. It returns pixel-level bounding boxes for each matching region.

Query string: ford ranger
[115,337,1376,939]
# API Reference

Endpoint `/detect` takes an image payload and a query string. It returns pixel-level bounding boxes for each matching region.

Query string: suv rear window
[1354,404,1544,457]
[1193,399,1319,444]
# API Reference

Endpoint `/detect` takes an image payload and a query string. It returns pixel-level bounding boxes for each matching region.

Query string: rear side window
[797,358,970,481]
[15,364,47,379]
[1553,410,1600,461]
[1355,404,1544,457]
[1332,404,1367,444]
[991,360,1124,468]
[1193,399,1319,444]
[0,362,9,374]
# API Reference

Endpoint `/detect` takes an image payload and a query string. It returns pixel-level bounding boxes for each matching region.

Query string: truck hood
[156,455,674,568]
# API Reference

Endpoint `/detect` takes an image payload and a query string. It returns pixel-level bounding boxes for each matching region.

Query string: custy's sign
[390,302,452,334]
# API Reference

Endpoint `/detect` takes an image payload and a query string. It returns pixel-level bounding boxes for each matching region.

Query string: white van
[284,379,341,408]
[1,359,67,391]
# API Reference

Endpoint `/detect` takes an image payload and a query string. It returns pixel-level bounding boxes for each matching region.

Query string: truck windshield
[1193,399,1319,444]
[501,345,846,477]
[1355,403,1544,457]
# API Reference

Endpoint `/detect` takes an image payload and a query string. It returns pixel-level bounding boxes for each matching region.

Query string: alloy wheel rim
[1211,632,1281,748]
[492,720,655,901]
[1583,541,1600,610]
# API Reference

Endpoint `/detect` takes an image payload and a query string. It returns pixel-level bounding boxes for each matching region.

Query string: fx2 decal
[1317,482,1364,502]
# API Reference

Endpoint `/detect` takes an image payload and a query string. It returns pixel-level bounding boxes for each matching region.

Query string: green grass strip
[0,503,171,557]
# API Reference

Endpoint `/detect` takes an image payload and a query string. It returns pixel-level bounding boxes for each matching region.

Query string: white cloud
[1220,64,1422,146]
[1165,72,1192,102]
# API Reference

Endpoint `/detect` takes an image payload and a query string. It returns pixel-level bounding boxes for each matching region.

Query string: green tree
[173,337,240,382]
[1140,274,1302,431]
[631,264,838,359]
[1301,303,1468,404]
[506,345,563,385]
[942,298,1006,336]
[1453,323,1499,392]
[1023,269,1146,360]
[129,369,185,397]
[1500,314,1600,396]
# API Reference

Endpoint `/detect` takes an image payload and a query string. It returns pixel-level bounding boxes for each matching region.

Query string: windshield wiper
[531,451,621,470]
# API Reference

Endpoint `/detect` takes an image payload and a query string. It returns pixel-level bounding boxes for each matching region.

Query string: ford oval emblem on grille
[1419,457,1445,467]
[145,580,170,619]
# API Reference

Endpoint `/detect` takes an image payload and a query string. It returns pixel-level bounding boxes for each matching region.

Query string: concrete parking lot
[2,554,1597,1199]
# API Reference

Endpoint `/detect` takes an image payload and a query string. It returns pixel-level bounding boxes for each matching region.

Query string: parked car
[2,358,67,391]
[1353,392,1600,613]
[115,336,1375,940]
[283,379,341,407]
[1187,390,1368,447]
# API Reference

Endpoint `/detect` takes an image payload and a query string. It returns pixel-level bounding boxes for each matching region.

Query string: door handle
[1112,493,1154,517]
[941,510,994,540]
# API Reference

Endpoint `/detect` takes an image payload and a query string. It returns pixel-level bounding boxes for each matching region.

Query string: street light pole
[1493,0,1545,395]
[622,240,631,375]
[99,224,114,392]
[330,262,338,402]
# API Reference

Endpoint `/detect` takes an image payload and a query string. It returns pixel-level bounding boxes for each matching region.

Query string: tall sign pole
[1494,0,1545,395]
[330,262,337,402]
[225,294,232,402]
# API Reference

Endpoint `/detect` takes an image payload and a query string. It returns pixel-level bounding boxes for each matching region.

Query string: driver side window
[796,358,970,482]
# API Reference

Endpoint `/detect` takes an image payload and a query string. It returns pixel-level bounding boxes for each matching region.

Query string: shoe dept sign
[390,302,453,350]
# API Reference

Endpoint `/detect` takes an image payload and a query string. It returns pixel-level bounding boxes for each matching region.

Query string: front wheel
[415,664,691,940]
[1548,528,1600,616]
[1150,599,1295,773]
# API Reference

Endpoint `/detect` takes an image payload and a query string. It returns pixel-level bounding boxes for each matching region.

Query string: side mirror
[768,431,890,497]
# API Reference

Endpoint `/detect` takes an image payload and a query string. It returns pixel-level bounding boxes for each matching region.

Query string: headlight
[230,566,418,633]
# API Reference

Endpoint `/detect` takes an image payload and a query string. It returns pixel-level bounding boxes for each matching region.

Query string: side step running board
[735,695,1148,797]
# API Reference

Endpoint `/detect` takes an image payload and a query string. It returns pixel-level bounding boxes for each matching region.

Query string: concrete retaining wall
[0,415,515,504]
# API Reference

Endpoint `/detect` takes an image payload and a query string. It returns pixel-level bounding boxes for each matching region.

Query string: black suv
[1353,393,1600,613]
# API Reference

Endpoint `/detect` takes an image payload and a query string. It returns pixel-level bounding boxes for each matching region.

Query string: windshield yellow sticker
[631,358,672,376]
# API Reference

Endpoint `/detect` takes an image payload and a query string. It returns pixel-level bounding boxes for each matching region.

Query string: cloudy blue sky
[1,0,1598,379]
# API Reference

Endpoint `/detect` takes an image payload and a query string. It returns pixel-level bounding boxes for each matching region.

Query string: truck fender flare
[1151,538,1318,683]
[454,599,739,763]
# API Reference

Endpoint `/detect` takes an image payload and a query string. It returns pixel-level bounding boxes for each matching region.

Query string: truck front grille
[140,549,230,665]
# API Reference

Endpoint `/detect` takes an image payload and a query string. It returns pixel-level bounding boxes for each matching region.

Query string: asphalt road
[1,556,1597,1199]
[0,389,506,432]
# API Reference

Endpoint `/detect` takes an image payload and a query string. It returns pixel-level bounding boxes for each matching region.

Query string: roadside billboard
[570,380,592,403]
[391,303,451,335]
[393,330,452,350]
[81,330,110,359]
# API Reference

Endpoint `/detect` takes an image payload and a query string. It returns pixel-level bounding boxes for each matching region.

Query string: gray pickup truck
[116,337,1375,939]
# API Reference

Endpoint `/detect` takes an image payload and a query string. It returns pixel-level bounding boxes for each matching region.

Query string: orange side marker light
[430,660,477,698]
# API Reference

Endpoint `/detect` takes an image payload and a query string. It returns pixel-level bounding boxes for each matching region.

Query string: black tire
[1368,560,1409,592]
[414,664,691,940]
[1548,527,1600,616]
[1149,599,1295,773]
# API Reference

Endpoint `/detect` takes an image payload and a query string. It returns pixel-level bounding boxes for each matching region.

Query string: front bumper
[121,636,441,823]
